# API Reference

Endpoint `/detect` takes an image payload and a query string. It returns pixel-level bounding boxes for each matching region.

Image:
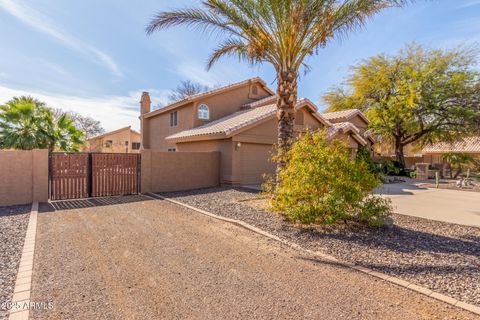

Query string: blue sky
[0,0,479,131]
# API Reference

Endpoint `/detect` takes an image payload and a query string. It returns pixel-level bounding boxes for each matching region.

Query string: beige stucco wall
[237,143,276,185]
[141,150,220,193]
[0,149,48,205]
[85,129,141,153]
[144,83,271,152]
[146,103,195,151]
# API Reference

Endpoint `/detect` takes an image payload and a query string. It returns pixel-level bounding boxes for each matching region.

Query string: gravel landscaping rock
[161,187,480,307]
[0,204,31,320]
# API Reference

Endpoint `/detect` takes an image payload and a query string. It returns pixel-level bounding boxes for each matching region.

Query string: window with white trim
[170,111,178,127]
[168,148,176,152]
[197,104,209,120]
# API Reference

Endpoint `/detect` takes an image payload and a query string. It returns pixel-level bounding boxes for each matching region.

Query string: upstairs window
[105,140,113,148]
[132,142,141,150]
[170,111,178,127]
[198,104,209,120]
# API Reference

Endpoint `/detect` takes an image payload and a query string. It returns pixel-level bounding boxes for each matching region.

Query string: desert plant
[270,131,392,227]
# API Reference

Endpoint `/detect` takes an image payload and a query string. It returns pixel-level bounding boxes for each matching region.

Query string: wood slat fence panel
[49,153,140,200]
[50,153,89,200]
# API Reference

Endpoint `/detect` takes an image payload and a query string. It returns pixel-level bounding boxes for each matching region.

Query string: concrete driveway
[375,183,480,227]
[30,196,476,319]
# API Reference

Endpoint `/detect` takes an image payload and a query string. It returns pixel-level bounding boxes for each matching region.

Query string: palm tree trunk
[275,68,298,182]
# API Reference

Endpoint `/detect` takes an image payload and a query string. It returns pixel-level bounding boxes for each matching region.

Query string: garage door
[239,143,276,185]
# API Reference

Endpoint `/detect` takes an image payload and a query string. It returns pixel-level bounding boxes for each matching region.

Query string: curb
[8,202,38,320]
[146,193,480,316]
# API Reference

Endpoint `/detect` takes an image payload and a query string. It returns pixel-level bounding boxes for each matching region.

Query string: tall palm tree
[146,0,410,169]
[0,96,85,151]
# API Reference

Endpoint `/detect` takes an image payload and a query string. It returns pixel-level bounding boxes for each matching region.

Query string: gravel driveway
[161,187,480,307]
[0,204,31,320]
[30,196,477,319]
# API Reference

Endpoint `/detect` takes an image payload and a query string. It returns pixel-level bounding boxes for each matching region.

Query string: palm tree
[0,96,85,151]
[50,113,85,152]
[146,0,410,171]
[0,96,51,150]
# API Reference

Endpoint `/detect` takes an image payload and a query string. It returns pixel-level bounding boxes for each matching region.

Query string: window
[170,111,178,127]
[105,140,113,148]
[198,104,209,120]
[168,148,176,152]
[132,142,141,150]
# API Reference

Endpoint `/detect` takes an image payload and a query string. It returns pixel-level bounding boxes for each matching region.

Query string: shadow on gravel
[0,204,31,217]
[39,194,152,213]
[295,225,480,258]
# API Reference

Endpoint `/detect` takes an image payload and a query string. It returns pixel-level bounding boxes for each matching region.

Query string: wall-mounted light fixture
[235,142,242,150]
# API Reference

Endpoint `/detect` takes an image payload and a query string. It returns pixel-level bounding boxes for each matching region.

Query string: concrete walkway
[375,183,480,227]
[30,198,476,319]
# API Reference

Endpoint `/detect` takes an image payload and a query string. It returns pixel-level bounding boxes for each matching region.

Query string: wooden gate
[91,154,140,197]
[49,153,140,200]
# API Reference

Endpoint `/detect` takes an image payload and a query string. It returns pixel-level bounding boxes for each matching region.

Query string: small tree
[442,153,474,179]
[51,109,105,139]
[270,131,392,227]
[168,80,210,103]
[323,44,480,168]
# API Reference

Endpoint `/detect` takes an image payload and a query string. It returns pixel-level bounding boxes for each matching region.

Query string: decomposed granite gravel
[161,187,480,307]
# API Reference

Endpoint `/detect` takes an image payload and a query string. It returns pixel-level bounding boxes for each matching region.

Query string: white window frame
[197,104,209,120]
[170,111,178,127]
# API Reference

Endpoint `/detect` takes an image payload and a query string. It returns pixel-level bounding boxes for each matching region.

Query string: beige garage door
[239,143,276,185]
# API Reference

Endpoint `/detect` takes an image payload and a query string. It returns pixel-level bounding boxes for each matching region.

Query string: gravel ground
[0,204,31,320]
[31,198,477,319]
[161,187,480,307]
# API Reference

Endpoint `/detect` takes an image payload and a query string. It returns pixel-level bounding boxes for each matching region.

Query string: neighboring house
[423,137,480,165]
[140,77,372,185]
[82,126,141,153]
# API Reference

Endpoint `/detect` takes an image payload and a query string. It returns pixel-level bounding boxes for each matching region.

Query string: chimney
[140,91,151,115]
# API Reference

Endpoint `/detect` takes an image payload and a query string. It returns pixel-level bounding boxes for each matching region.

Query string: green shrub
[270,131,392,227]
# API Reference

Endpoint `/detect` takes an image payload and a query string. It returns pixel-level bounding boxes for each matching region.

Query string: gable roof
[327,122,367,146]
[166,99,329,142]
[322,109,369,125]
[144,77,275,119]
[89,126,139,141]
[243,95,276,108]
[423,137,480,154]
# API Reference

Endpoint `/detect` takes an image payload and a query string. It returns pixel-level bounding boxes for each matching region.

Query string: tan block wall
[0,149,48,205]
[141,150,220,193]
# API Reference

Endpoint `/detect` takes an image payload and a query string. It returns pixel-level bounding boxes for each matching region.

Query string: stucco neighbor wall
[141,150,220,193]
[0,149,49,205]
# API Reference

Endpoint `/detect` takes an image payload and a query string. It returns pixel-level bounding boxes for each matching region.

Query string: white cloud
[0,85,170,132]
[0,0,122,77]
[175,62,219,87]
[458,0,480,8]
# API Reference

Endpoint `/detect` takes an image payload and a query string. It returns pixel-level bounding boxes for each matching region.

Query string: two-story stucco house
[140,77,372,185]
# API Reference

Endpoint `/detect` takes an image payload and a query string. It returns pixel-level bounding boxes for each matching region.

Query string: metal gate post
[87,153,93,198]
